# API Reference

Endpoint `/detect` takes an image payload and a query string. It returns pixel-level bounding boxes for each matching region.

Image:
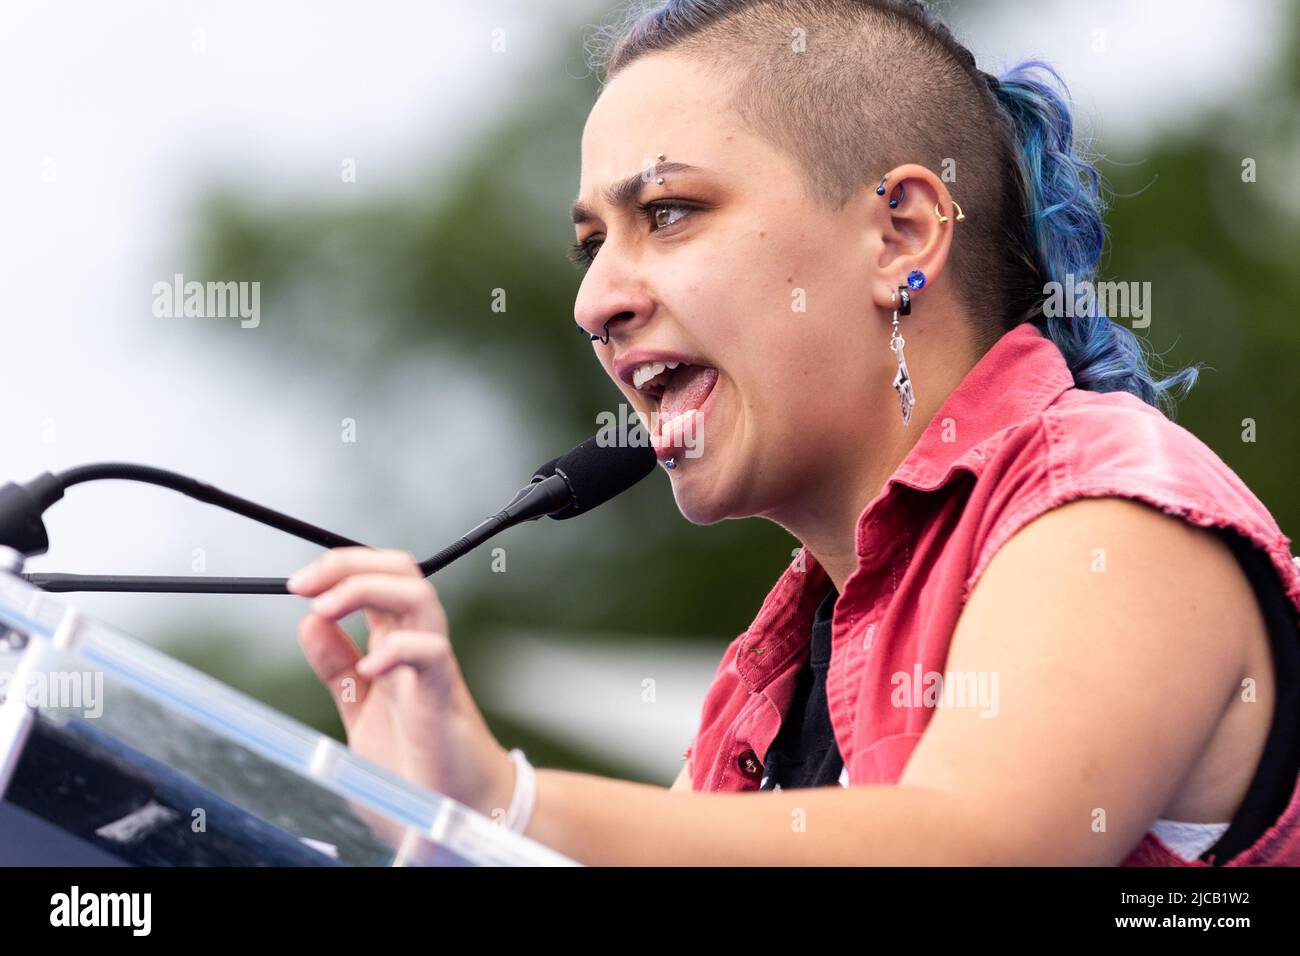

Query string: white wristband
[502,748,536,834]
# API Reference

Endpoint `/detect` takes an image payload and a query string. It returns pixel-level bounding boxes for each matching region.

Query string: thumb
[298,612,368,733]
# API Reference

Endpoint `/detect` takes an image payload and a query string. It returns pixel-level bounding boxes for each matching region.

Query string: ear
[865,163,956,315]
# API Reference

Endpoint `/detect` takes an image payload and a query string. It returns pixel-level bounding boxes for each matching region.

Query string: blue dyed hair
[992,60,1199,412]
[594,0,1200,414]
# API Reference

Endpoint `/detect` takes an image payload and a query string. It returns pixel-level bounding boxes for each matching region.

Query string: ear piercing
[664,458,676,470]
[890,285,916,426]
[877,174,967,222]
[933,201,966,224]
[874,175,904,207]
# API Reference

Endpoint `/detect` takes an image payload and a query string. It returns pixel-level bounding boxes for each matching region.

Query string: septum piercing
[575,319,612,344]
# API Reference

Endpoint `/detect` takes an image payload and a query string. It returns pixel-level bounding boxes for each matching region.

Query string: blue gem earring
[907,269,926,290]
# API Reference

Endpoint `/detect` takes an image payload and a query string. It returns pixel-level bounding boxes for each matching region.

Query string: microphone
[530,423,655,521]
[3,426,657,594]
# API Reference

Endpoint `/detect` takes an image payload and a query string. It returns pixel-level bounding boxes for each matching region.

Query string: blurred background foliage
[168,0,1300,782]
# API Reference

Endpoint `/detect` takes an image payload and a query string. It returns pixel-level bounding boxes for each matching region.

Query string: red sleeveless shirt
[684,321,1300,866]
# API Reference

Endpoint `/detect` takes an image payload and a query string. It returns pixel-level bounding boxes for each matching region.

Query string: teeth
[632,362,664,389]
[630,359,695,393]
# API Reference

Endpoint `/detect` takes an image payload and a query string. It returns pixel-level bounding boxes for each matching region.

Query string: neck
[779,323,981,593]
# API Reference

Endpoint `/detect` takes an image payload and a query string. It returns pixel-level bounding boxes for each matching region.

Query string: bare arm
[294,499,1255,865]
[515,499,1253,865]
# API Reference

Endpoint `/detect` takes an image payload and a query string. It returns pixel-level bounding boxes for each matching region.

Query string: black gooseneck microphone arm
[5,462,574,594]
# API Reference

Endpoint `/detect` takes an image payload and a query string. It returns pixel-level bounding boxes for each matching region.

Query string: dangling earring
[890,284,916,426]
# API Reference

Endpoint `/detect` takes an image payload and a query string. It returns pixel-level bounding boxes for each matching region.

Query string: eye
[568,201,700,270]
[638,199,694,232]
[568,236,602,268]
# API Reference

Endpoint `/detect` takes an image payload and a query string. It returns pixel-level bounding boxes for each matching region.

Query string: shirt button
[736,749,763,778]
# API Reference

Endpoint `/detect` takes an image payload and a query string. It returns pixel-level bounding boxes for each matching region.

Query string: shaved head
[590,0,1029,348]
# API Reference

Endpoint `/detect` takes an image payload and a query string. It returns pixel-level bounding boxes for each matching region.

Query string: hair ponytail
[991,60,1200,414]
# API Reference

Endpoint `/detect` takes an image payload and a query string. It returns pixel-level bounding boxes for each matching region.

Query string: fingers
[356,630,456,689]
[287,548,425,597]
[308,573,445,631]
[298,612,368,732]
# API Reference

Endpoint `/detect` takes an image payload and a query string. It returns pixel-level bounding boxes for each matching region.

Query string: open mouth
[630,360,720,460]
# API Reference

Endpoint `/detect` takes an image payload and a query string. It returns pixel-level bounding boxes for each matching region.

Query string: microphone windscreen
[548,424,656,519]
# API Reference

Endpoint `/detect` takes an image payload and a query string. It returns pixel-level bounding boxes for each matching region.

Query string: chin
[666,457,742,526]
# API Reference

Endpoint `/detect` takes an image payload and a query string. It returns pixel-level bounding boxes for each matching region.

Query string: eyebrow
[571,162,703,225]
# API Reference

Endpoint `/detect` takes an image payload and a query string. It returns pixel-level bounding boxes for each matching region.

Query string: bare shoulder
[974,496,1255,662]
[901,495,1262,862]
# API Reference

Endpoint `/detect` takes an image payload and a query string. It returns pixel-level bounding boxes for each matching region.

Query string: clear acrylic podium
[0,561,575,866]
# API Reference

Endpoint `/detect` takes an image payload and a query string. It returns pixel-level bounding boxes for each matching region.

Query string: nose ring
[576,320,613,344]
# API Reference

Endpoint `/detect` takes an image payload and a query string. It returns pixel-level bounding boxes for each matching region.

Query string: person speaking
[288,0,1300,866]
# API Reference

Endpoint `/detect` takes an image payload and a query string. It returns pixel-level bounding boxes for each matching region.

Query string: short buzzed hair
[589,0,1032,352]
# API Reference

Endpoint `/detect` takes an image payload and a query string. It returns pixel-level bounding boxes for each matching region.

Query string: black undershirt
[758,585,843,791]
[758,529,1300,864]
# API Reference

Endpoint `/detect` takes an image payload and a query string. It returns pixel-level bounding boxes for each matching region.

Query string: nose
[573,263,656,346]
